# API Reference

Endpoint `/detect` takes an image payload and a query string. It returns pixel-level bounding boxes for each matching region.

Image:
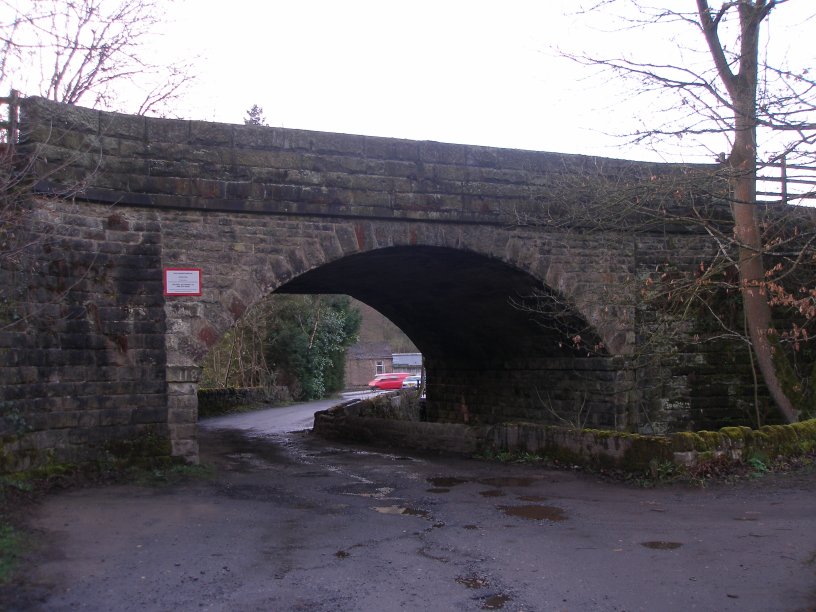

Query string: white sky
[168,1,607,154]
[158,0,813,165]
[6,0,815,165]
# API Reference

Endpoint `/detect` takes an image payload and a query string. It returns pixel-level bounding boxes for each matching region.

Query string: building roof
[392,352,422,367]
[347,342,394,360]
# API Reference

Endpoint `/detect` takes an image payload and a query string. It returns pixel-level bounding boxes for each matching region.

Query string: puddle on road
[427,477,468,487]
[478,477,537,487]
[463,524,479,530]
[456,575,488,589]
[641,541,683,550]
[479,490,506,498]
[517,495,546,502]
[372,505,430,518]
[225,452,275,472]
[294,471,331,479]
[342,487,395,499]
[205,429,290,469]
[482,593,512,609]
[498,505,567,522]
[426,488,451,494]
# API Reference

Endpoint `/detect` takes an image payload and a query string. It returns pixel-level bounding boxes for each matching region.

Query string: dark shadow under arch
[276,246,631,428]
[276,245,604,363]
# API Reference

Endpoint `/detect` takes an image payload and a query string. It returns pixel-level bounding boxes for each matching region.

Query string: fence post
[0,89,20,146]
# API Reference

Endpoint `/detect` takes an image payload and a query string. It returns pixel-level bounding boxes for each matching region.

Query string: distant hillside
[350,298,417,353]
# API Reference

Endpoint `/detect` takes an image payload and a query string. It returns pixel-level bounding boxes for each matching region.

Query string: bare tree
[0,0,194,115]
[1,0,197,333]
[201,300,277,392]
[557,1,816,423]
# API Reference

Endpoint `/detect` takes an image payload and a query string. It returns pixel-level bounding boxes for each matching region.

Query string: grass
[0,522,23,584]
[131,463,216,486]
[475,444,816,488]
[476,449,547,463]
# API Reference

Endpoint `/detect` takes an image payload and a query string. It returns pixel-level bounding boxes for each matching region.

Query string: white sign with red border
[163,268,202,296]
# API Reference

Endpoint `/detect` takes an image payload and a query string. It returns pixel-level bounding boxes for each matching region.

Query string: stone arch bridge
[0,98,750,469]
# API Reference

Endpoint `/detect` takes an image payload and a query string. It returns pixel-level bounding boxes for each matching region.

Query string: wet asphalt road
[12,401,816,611]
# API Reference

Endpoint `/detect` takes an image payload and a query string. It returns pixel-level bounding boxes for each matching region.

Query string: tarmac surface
[7,401,816,611]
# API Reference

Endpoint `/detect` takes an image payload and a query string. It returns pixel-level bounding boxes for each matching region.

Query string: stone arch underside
[163,215,636,365]
[276,245,605,362]
[275,245,634,428]
[159,211,639,460]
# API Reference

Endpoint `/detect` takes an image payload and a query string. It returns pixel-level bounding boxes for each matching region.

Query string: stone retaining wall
[314,393,816,472]
[197,386,288,417]
[313,395,487,455]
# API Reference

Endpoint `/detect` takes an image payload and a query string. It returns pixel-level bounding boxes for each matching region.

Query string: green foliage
[773,338,816,420]
[244,104,267,126]
[201,293,361,400]
[265,295,361,400]
[476,449,545,463]
[747,455,770,475]
[101,428,172,469]
[0,404,31,440]
[0,522,22,584]
[652,460,679,481]
[0,477,33,493]
[132,463,215,486]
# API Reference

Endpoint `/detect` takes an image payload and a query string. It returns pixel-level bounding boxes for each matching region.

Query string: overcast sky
[163,1,670,159]
[7,1,815,165]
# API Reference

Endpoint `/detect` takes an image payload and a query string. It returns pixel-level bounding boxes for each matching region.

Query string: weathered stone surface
[0,97,794,473]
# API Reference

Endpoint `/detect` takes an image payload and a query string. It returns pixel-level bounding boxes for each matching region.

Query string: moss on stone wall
[2,426,174,479]
[100,427,173,469]
[317,396,816,475]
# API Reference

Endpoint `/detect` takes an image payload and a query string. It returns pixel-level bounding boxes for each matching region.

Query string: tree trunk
[698,0,799,422]
[731,175,798,423]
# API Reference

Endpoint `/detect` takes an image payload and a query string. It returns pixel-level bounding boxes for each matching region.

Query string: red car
[368,372,412,390]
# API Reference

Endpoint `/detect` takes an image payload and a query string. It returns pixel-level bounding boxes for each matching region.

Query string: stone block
[168,406,196,424]
[171,439,199,463]
[131,406,166,424]
[99,111,146,139]
[169,423,196,440]
[189,121,233,147]
[311,132,365,157]
[146,116,189,144]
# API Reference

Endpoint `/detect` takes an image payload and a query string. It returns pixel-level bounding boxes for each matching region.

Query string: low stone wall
[488,420,816,471]
[197,386,289,417]
[313,393,816,472]
[313,392,487,455]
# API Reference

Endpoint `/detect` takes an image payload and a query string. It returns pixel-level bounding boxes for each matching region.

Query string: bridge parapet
[19,96,707,229]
